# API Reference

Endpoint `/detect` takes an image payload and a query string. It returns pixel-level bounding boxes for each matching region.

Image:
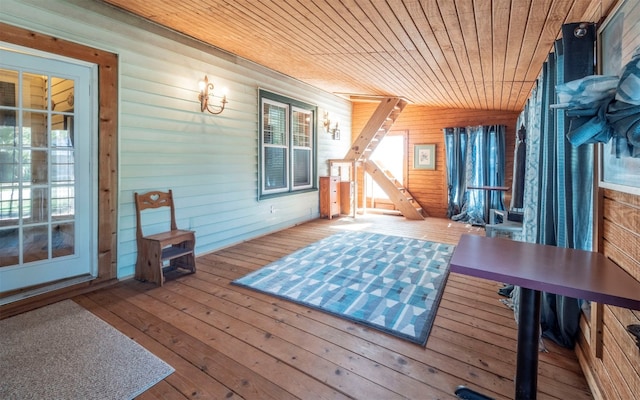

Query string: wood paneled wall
[352,103,520,217]
[577,190,640,399]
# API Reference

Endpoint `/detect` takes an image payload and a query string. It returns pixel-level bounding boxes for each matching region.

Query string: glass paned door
[0,48,95,292]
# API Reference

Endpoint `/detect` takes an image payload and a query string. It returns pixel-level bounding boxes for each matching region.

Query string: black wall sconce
[198,75,228,115]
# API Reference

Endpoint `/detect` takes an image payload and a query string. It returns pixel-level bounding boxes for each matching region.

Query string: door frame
[0,23,118,313]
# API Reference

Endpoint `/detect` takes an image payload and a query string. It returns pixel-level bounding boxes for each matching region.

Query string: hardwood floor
[74,215,593,399]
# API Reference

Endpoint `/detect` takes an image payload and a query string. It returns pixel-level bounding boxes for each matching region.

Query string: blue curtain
[519,23,595,348]
[444,125,506,225]
[444,127,468,219]
[486,125,507,214]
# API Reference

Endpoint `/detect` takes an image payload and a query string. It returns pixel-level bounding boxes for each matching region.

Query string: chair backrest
[134,190,178,239]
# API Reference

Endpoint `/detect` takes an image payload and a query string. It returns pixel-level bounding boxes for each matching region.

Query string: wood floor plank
[73,295,240,400]
[72,214,591,399]
[161,280,455,399]
[190,267,511,398]
[112,283,352,400]
[142,284,411,400]
[87,286,299,400]
[438,297,516,330]
[136,379,188,399]
[170,272,485,398]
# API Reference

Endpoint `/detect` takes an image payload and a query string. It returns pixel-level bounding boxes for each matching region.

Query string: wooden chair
[134,190,196,286]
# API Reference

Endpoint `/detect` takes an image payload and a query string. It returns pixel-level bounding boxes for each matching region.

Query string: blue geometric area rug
[232,231,455,345]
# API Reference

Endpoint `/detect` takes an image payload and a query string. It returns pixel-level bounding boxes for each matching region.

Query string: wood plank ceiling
[99,0,594,111]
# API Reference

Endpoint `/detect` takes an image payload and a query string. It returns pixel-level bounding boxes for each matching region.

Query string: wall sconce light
[323,111,340,139]
[322,111,332,133]
[331,122,340,140]
[198,75,228,115]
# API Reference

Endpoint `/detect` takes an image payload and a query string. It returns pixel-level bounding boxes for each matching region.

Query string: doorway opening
[364,131,407,213]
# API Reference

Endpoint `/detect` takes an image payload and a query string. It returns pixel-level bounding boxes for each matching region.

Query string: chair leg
[184,252,196,274]
[135,241,164,286]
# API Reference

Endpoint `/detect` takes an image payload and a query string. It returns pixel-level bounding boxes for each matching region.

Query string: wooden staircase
[364,160,424,220]
[344,97,408,161]
[336,96,425,220]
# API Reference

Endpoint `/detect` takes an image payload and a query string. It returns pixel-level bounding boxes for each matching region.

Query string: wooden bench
[134,190,196,286]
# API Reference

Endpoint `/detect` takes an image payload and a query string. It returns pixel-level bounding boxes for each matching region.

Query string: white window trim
[291,106,313,190]
[261,97,289,195]
[259,90,317,199]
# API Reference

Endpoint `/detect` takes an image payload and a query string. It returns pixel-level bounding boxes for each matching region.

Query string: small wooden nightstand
[319,176,340,219]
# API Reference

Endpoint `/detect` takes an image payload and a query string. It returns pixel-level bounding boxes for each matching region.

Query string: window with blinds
[259,90,316,198]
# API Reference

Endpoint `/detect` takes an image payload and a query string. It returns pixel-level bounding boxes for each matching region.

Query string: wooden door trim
[0,23,118,315]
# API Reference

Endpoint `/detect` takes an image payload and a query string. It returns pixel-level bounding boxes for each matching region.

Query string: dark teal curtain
[520,23,596,348]
[486,125,507,214]
[444,127,468,219]
[444,125,506,225]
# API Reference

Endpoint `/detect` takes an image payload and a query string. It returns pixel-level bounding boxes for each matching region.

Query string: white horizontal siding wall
[2,0,352,279]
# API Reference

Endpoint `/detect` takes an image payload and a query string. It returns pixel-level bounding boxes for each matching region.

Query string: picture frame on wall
[414,144,435,170]
[597,0,640,195]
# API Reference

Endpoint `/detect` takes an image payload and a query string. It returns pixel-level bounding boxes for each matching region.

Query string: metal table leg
[455,287,541,400]
[515,288,542,399]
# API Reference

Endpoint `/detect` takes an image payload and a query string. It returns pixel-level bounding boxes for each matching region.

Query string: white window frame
[261,98,289,195]
[259,90,316,199]
[291,106,313,190]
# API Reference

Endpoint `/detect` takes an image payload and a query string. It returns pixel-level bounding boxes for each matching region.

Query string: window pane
[23,224,48,263]
[263,103,287,145]
[52,222,74,258]
[292,109,311,147]
[0,71,18,107]
[0,76,18,189]
[22,149,48,184]
[0,109,17,139]
[20,187,31,219]
[0,105,19,212]
[0,228,19,266]
[22,73,47,110]
[52,185,74,217]
[0,184,19,219]
[52,149,74,183]
[265,147,287,189]
[27,187,48,223]
[51,77,74,113]
[293,148,311,187]
[24,111,47,147]
[52,116,73,147]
